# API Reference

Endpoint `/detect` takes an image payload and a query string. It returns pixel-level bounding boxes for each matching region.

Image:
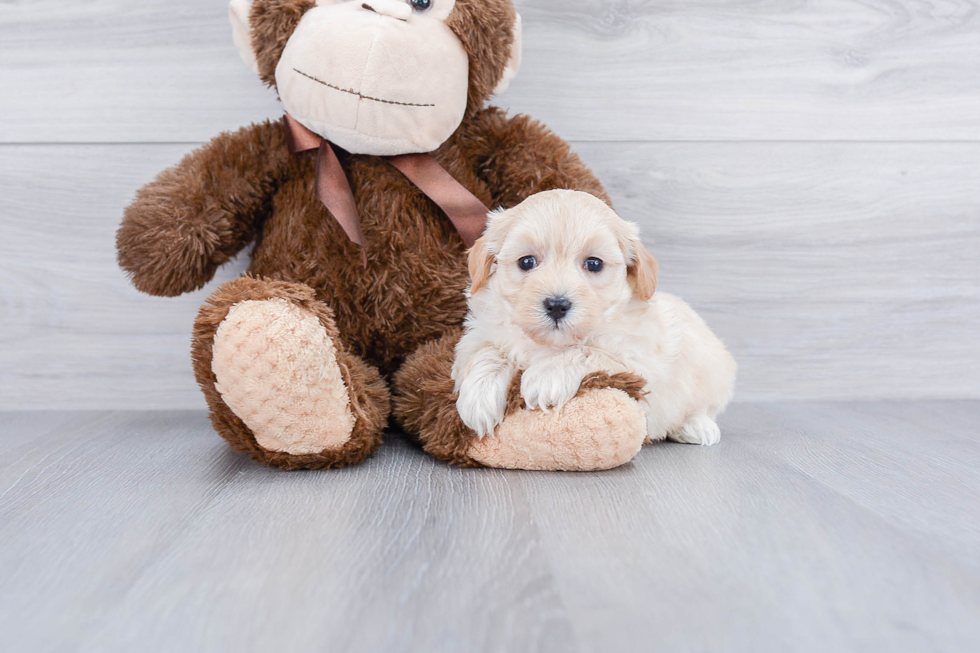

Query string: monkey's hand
[117,120,290,297]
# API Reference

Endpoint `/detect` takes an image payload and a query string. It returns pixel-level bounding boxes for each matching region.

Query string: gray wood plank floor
[2,404,978,652]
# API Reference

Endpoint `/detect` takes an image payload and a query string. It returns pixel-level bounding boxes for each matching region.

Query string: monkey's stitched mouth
[293,69,435,108]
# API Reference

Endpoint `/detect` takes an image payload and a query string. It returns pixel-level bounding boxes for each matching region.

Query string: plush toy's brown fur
[117,0,612,470]
[393,330,649,467]
[250,0,316,88]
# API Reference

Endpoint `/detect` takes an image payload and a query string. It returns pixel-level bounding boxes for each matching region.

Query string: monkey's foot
[393,331,647,472]
[467,381,647,471]
[193,277,389,470]
[212,298,357,455]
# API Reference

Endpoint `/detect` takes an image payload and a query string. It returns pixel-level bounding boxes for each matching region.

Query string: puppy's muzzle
[544,296,573,323]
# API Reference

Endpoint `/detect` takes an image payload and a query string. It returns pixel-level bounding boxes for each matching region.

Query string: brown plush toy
[117,0,649,472]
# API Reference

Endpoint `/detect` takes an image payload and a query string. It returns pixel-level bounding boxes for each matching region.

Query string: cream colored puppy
[452,190,736,445]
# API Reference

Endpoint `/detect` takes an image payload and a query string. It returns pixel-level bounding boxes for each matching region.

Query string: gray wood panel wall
[1,0,978,410]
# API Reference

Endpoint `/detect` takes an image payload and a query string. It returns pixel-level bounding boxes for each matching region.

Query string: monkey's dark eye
[519,256,537,271]
[409,0,432,12]
[585,257,604,273]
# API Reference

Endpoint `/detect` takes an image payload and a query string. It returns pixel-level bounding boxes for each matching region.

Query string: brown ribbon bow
[283,114,490,261]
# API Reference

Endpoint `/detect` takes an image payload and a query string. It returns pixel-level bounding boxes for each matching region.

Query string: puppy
[452,189,736,445]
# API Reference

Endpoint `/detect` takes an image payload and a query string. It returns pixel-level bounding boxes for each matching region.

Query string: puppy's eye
[409,0,432,12]
[585,257,604,273]
[518,256,537,271]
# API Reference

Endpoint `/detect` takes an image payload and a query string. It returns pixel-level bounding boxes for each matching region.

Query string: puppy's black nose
[544,296,573,322]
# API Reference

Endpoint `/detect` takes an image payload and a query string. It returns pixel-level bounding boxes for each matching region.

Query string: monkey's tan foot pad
[212,298,355,456]
[468,385,647,472]
[393,333,648,471]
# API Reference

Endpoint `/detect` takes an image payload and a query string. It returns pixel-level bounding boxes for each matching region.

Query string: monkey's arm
[462,108,610,208]
[117,119,291,297]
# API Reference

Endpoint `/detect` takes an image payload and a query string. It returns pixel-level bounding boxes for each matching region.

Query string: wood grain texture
[1,142,978,409]
[1,404,978,652]
[517,401,980,652]
[582,140,980,401]
[1,0,979,143]
[0,144,249,410]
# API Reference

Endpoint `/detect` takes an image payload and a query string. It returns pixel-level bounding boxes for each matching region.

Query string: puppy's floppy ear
[628,238,659,301]
[469,207,516,293]
[468,235,495,294]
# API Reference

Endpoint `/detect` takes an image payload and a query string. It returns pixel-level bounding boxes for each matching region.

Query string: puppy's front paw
[521,361,584,412]
[456,372,509,439]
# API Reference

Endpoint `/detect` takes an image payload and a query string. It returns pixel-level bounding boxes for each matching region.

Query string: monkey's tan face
[275,0,469,156]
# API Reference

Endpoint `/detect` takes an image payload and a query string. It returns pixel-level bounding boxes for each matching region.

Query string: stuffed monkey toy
[117,0,649,471]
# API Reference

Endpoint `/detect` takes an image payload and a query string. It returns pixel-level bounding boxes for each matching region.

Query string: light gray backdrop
[1,0,978,410]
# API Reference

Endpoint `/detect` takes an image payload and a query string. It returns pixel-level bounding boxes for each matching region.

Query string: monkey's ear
[230,0,260,75]
[493,13,523,95]
[468,235,496,295]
